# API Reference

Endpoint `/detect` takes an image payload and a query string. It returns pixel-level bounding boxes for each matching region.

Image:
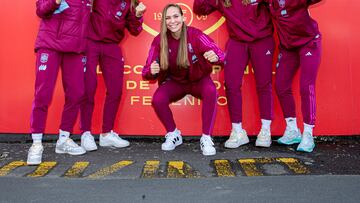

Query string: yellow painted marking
[27,162,57,177]
[141,160,160,178]
[0,161,26,176]
[63,162,90,178]
[239,159,263,176]
[87,160,133,179]
[256,158,274,164]
[167,161,200,178]
[276,158,310,174]
[213,160,235,177]
[238,158,309,176]
[167,161,185,178]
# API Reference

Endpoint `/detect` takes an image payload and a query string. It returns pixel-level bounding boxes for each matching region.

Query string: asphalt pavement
[0,135,359,202]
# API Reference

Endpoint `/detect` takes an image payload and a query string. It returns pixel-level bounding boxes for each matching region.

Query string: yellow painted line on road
[256,157,274,164]
[63,162,90,178]
[238,158,310,176]
[0,161,26,176]
[213,160,235,177]
[87,160,133,179]
[141,160,160,178]
[27,162,57,177]
[167,161,200,178]
[167,161,185,178]
[276,158,310,174]
[238,159,263,176]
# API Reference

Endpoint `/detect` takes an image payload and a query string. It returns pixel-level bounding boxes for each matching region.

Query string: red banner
[0,0,359,136]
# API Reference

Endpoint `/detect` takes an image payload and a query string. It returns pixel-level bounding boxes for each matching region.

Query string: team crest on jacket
[121,1,127,10]
[191,55,198,63]
[278,0,286,8]
[40,53,49,63]
[187,43,194,53]
[116,11,122,18]
[38,64,47,71]
[82,56,87,65]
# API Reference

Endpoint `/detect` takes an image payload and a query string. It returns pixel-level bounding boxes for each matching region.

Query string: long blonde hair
[160,4,189,71]
[216,0,232,7]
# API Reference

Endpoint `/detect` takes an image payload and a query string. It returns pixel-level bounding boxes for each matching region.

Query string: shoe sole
[297,144,315,153]
[99,143,130,148]
[161,146,175,151]
[161,141,183,151]
[202,151,216,156]
[277,139,301,145]
[255,141,272,148]
[83,146,98,151]
[224,139,249,149]
[27,161,41,165]
[55,149,86,155]
[81,143,98,151]
[81,140,98,151]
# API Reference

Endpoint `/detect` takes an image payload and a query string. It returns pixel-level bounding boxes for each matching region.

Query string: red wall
[0,0,359,136]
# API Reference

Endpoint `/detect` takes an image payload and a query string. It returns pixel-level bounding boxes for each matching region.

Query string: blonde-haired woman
[142,4,225,156]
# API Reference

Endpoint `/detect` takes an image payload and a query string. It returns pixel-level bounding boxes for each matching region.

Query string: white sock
[232,122,242,133]
[261,119,271,131]
[285,117,298,131]
[202,134,211,138]
[168,128,179,135]
[201,134,211,140]
[58,129,70,143]
[303,123,314,136]
[166,128,180,137]
[32,133,43,144]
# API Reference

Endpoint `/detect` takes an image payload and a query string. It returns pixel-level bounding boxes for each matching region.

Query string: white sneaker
[255,129,272,147]
[161,129,182,151]
[27,143,43,165]
[81,131,98,151]
[99,131,130,148]
[224,129,249,148]
[297,131,315,153]
[55,138,86,155]
[277,128,302,145]
[200,136,216,156]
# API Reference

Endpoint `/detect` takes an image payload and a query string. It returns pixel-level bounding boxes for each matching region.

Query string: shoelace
[258,130,267,138]
[165,132,179,144]
[110,131,125,140]
[286,130,299,138]
[229,130,241,140]
[83,133,93,140]
[30,144,42,152]
[109,131,124,141]
[65,139,78,147]
[301,132,313,144]
[201,137,214,146]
